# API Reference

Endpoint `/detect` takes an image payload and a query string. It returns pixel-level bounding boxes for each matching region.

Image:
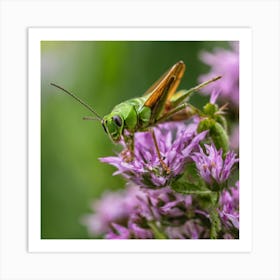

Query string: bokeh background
[41,41,231,238]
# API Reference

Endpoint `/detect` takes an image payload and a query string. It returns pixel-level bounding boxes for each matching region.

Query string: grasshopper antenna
[82,116,101,121]
[50,83,102,121]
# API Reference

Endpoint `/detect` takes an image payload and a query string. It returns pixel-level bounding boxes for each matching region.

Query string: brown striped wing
[143,61,186,108]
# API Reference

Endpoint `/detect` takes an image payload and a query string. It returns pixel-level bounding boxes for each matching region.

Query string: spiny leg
[150,129,170,174]
[121,133,135,162]
[168,75,222,109]
[157,102,203,123]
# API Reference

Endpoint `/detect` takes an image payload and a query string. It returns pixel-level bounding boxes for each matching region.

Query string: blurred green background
[41,41,230,238]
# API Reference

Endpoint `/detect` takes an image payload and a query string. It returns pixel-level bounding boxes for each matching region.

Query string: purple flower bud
[210,89,221,104]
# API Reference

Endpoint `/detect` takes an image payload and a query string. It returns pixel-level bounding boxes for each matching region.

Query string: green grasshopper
[51,61,221,173]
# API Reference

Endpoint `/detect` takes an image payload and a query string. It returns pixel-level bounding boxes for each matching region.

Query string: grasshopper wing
[143,61,186,122]
[144,61,185,99]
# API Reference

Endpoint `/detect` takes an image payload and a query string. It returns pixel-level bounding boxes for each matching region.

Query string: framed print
[28,27,252,252]
[1,1,279,280]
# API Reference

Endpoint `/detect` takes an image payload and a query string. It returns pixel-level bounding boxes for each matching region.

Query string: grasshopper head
[102,114,124,142]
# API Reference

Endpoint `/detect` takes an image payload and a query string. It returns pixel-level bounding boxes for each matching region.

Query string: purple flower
[81,185,140,236]
[219,181,239,230]
[191,144,239,186]
[82,181,240,239]
[135,187,193,221]
[83,183,211,239]
[106,223,131,239]
[165,220,208,239]
[100,122,207,189]
[199,42,239,106]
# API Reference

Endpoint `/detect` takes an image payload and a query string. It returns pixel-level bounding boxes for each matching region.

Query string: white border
[1,1,279,279]
[28,27,252,253]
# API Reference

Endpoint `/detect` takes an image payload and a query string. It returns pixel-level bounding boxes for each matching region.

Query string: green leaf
[182,162,205,184]
[171,163,212,195]
[171,179,211,195]
[196,190,219,210]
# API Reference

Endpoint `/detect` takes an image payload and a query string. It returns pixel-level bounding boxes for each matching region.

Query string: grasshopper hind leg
[121,129,170,175]
[150,129,170,174]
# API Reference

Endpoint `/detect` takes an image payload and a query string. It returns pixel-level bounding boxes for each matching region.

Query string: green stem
[209,192,221,239]
[148,221,167,239]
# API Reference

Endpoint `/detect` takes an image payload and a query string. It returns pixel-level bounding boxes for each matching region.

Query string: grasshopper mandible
[51,61,221,173]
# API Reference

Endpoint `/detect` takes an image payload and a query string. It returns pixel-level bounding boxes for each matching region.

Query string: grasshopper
[51,61,221,173]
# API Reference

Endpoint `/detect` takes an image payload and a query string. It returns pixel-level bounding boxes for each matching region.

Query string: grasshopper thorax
[102,114,124,142]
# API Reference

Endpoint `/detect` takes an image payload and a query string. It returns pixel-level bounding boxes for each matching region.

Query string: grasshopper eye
[113,115,122,127]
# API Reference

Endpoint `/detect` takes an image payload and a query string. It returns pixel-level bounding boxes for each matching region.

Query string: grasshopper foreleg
[121,133,135,162]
